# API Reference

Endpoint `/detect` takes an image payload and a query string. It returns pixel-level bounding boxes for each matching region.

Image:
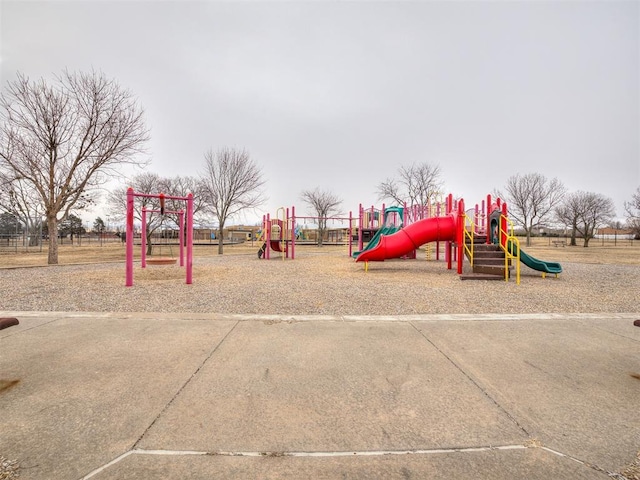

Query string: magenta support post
[266,213,271,260]
[125,189,194,286]
[126,188,135,286]
[186,193,193,284]
[291,206,296,260]
[348,210,353,258]
[141,208,147,268]
[179,210,184,267]
[486,194,492,244]
[358,204,363,252]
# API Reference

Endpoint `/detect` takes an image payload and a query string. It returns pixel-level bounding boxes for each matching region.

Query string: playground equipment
[488,203,562,276]
[259,207,355,259]
[355,196,451,262]
[142,205,180,266]
[259,207,295,260]
[355,194,464,271]
[355,193,562,283]
[125,188,194,286]
[352,206,404,258]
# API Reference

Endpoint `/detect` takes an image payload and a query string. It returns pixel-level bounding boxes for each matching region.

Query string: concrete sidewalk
[1,312,639,479]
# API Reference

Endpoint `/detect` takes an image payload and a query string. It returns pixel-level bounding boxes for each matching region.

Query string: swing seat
[147,257,177,265]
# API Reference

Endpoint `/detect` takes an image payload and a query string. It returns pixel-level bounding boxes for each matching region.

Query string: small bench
[552,240,566,247]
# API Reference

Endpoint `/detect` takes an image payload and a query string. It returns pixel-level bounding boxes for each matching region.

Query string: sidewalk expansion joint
[80,445,632,480]
[79,444,526,478]
[130,320,241,450]
[409,321,530,437]
[134,444,527,457]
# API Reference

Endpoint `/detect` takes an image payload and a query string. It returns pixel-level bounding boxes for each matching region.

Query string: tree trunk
[47,215,59,264]
[146,226,153,255]
[525,229,532,247]
[217,226,224,254]
[317,220,325,247]
[28,220,39,247]
[583,225,593,247]
[570,224,577,246]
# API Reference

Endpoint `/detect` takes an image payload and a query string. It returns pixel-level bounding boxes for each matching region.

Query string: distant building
[595,227,634,240]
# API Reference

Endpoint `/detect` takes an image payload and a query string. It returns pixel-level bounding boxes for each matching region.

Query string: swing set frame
[125,188,194,286]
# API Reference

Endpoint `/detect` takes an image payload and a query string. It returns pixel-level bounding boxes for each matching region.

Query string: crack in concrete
[408,322,636,480]
[540,446,631,480]
[409,321,531,437]
[129,320,241,451]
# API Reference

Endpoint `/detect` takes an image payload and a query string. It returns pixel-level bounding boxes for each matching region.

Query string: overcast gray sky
[1,0,638,226]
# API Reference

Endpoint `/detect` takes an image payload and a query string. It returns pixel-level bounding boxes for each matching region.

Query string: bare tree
[377,162,443,207]
[624,186,640,239]
[300,188,343,247]
[108,173,209,255]
[107,172,164,255]
[0,70,149,264]
[555,192,582,246]
[201,147,266,254]
[160,175,209,225]
[556,191,616,247]
[0,176,45,246]
[496,173,566,246]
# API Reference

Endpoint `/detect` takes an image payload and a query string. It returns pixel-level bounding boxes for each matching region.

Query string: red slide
[355,215,458,262]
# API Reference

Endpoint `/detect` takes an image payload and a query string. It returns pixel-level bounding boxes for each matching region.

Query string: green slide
[352,224,401,258]
[507,241,562,274]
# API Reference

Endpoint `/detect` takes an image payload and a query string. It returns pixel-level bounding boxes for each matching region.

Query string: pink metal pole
[186,193,193,284]
[486,194,492,244]
[436,202,441,261]
[445,194,453,267]
[260,215,266,260]
[501,202,508,249]
[474,204,479,233]
[141,207,147,268]
[266,213,271,260]
[358,204,363,252]
[348,210,353,257]
[457,199,465,274]
[179,210,184,267]
[291,206,296,260]
[126,187,134,286]
[286,207,290,259]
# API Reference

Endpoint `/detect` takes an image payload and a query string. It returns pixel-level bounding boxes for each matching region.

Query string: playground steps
[461,236,510,280]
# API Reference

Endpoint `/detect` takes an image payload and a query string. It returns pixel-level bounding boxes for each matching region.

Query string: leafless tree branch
[0,69,149,263]
[376,162,443,207]
[556,191,616,247]
[200,147,266,254]
[300,187,343,246]
[495,173,566,246]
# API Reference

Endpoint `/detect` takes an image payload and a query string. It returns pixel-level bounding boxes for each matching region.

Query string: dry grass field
[1,236,638,268]
[1,236,638,315]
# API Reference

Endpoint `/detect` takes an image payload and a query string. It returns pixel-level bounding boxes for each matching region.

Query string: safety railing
[499,214,520,285]
[461,212,475,267]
